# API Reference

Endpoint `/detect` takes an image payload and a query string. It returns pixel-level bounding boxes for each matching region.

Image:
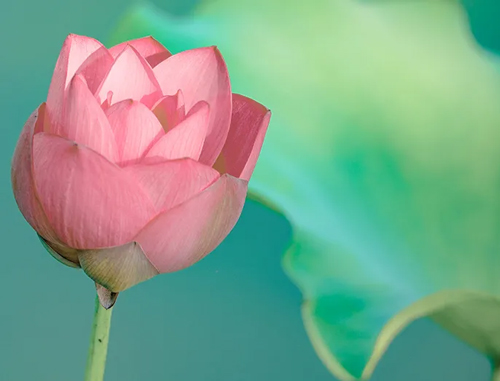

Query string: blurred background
[1,0,500,380]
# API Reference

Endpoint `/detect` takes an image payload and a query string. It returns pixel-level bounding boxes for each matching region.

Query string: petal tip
[96,283,119,309]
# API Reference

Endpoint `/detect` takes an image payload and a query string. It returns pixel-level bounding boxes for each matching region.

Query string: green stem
[84,295,113,381]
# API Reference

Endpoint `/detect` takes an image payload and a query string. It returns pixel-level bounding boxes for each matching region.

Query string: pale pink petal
[75,46,114,94]
[11,104,59,242]
[106,100,164,165]
[124,158,219,212]
[152,90,186,131]
[135,174,247,273]
[46,34,103,131]
[45,75,119,162]
[214,94,271,181]
[96,45,162,108]
[109,37,172,67]
[32,133,157,249]
[154,47,231,165]
[146,101,209,161]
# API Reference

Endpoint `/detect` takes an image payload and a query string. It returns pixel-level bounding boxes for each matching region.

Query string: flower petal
[145,101,209,161]
[47,75,119,162]
[46,34,103,131]
[96,45,162,108]
[105,100,164,165]
[147,51,175,69]
[41,236,81,267]
[32,133,156,249]
[123,158,219,212]
[135,174,247,273]
[11,104,59,242]
[79,241,159,292]
[74,46,114,94]
[153,47,231,165]
[100,91,114,112]
[214,94,271,181]
[152,90,185,131]
[96,284,118,309]
[109,36,172,68]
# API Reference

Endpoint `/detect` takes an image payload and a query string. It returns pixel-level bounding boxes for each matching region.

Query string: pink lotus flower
[11,34,270,297]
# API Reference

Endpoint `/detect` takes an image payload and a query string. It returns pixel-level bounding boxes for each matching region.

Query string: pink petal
[100,91,114,112]
[46,34,103,131]
[152,90,186,131]
[75,46,114,94]
[96,45,162,108]
[32,133,157,249]
[147,51,175,69]
[11,104,59,242]
[135,174,248,273]
[214,94,271,181]
[109,37,172,67]
[154,47,231,165]
[124,158,219,212]
[46,75,119,162]
[145,101,209,161]
[106,100,164,165]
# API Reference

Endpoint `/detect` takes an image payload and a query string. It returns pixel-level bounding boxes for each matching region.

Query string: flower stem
[84,295,113,381]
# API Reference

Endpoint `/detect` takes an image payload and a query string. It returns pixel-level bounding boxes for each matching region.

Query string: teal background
[0,1,498,380]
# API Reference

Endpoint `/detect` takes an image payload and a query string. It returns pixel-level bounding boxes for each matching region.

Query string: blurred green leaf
[110,0,500,379]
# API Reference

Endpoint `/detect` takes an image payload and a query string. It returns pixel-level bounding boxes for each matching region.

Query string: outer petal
[11,104,59,242]
[214,94,271,181]
[153,47,231,165]
[152,90,185,131]
[32,133,157,249]
[46,34,103,131]
[145,101,209,161]
[41,236,80,267]
[109,36,172,67]
[48,75,119,162]
[135,174,247,273]
[106,100,164,165]
[74,46,114,94]
[96,45,162,108]
[79,241,159,292]
[123,158,219,212]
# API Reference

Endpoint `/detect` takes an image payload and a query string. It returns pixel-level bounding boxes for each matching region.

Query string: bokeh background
[1,0,500,380]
